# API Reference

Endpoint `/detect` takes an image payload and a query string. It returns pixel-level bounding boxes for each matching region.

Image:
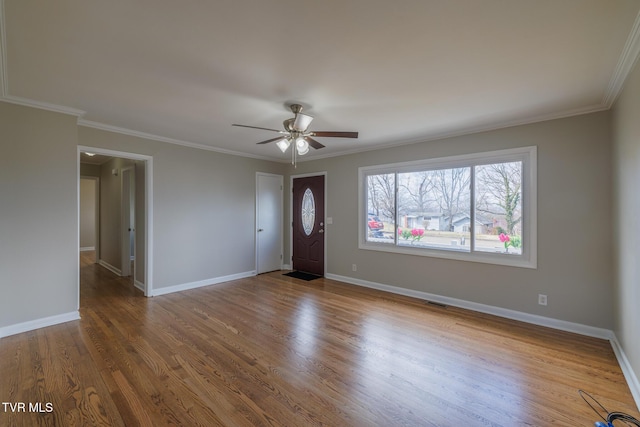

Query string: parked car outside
[368,213,384,237]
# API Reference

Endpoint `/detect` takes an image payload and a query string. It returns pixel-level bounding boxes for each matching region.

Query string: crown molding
[298,103,609,164]
[602,8,640,107]
[77,119,280,162]
[0,0,85,117]
[0,94,86,116]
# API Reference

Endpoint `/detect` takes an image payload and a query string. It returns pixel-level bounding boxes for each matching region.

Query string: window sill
[359,241,537,269]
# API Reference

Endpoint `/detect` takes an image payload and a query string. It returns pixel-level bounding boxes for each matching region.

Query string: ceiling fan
[232,103,358,166]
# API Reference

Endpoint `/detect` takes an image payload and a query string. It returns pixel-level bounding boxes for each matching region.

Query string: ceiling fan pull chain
[291,141,296,167]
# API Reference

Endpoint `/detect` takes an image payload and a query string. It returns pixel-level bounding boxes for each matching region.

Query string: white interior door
[256,173,283,274]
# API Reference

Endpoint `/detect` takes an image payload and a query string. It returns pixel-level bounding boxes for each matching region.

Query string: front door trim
[289,171,327,276]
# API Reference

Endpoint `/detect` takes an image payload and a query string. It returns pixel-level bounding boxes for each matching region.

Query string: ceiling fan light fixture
[276,137,291,153]
[296,137,309,155]
[292,113,313,132]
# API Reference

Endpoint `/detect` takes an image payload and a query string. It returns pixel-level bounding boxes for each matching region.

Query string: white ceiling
[2,0,640,162]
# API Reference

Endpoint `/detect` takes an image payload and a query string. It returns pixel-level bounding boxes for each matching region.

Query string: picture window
[359,146,537,268]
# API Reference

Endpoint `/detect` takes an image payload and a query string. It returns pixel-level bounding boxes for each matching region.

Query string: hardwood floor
[1,253,638,426]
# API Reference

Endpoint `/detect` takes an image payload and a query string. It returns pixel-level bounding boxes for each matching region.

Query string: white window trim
[358,146,537,269]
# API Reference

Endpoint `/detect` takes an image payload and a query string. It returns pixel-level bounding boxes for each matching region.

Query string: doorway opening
[78,146,153,299]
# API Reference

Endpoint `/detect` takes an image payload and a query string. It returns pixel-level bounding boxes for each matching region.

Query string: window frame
[358,146,537,268]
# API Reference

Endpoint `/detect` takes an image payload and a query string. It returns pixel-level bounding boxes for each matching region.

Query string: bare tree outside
[431,168,471,231]
[398,172,434,215]
[367,174,395,221]
[475,162,522,235]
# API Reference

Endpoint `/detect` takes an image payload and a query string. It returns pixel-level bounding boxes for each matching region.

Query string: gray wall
[287,111,613,328]
[78,126,286,291]
[0,102,79,327]
[612,60,640,389]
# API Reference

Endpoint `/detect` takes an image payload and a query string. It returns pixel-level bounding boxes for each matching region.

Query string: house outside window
[359,146,537,268]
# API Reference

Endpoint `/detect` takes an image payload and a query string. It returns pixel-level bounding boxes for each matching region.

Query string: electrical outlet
[352,264,357,272]
[538,294,548,306]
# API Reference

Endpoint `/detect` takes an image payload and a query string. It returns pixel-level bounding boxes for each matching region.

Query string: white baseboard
[326,273,612,339]
[134,279,145,292]
[151,270,256,297]
[282,264,292,271]
[0,311,80,339]
[610,335,640,410]
[80,246,95,252]
[98,260,122,276]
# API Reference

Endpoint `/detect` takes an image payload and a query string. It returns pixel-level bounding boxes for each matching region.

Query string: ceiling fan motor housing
[283,118,295,132]
[289,103,304,114]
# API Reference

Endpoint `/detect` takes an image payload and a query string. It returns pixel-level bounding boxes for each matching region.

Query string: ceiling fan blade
[256,136,286,145]
[312,131,359,138]
[232,124,283,133]
[305,137,325,150]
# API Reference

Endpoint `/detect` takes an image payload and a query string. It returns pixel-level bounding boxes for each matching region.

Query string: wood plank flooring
[1,252,638,426]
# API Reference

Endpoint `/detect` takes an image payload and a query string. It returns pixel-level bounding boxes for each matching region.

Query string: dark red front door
[292,175,325,276]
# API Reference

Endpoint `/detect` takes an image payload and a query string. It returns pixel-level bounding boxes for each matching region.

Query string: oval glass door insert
[301,188,315,236]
